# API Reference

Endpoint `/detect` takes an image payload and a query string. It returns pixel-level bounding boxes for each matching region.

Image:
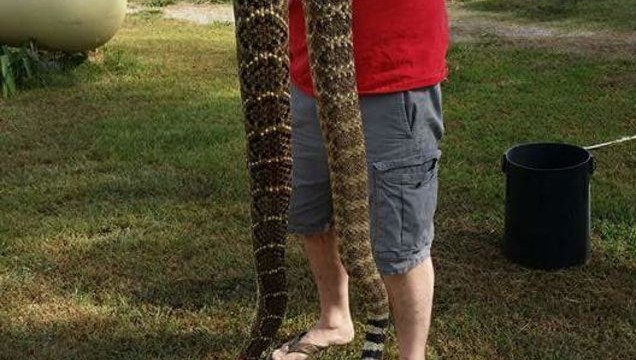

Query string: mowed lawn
[456,0,636,31]
[1,10,635,360]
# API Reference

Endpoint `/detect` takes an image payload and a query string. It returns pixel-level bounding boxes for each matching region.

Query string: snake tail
[301,0,391,358]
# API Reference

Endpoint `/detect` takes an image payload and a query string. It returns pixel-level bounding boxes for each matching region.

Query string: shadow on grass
[134,275,256,310]
[432,223,636,359]
[1,318,241,360]
[17,214,632,359]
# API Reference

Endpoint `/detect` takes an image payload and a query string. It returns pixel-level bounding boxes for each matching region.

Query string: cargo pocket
[371,150,441,260]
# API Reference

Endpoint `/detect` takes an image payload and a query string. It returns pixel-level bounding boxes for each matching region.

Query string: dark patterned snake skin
[234,1,390,359]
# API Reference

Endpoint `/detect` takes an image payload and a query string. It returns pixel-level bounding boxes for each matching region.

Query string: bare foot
[271,323,355,360]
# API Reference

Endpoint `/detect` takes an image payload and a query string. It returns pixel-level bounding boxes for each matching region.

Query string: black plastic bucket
[502,143,595,270]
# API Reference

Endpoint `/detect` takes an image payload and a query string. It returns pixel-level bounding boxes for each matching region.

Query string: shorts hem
[376,249,432,276]
[288,222,332,236]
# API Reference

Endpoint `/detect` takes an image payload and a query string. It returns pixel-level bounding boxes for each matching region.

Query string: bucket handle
[589,154,596,174]
[501,154,508,174]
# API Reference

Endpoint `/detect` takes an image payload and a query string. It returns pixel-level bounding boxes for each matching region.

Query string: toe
[271,342,291,360]
[270,349,283,360]
[282,353,307,360]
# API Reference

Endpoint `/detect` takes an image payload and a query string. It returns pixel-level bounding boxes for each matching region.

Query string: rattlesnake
[234,1,390,359]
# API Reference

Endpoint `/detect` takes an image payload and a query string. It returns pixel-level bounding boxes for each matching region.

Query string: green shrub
[0,43,38,98]
[0,43,93,99]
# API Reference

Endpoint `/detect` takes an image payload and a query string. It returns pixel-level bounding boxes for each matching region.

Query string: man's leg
[278,84,443,360]
[365,84,443,360]
[271,228,354,360]
[302,229,355,339]
[273,235,436,360]
[384,257,435,360]
[274,85,354,359]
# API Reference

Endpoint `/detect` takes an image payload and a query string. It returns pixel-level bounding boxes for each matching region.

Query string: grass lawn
[1,9,635,360]
[455,0,636,31]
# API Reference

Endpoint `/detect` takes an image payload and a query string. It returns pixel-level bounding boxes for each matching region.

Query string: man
[273,1,448,359]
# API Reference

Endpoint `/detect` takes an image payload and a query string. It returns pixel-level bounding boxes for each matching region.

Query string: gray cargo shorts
[288,83,444,275]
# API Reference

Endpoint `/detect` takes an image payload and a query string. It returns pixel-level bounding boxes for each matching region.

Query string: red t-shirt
[289,0,449,95]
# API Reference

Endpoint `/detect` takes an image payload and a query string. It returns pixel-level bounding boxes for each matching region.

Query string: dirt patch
[127,2,636,57]
[126,3,146,15]
[163,3,235,24]
[450,5,636,57]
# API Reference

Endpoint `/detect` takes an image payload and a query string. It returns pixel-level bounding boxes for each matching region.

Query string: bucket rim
[504,142,593,173]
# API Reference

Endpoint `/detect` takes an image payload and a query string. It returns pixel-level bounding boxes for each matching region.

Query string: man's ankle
[317,312,354,330]
[306,319,355,345]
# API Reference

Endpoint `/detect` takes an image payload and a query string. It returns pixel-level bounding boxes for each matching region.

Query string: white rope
[584,135,636,150]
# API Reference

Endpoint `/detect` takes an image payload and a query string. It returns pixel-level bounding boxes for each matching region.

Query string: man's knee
[304,231,327,242]
[303,227,336,244]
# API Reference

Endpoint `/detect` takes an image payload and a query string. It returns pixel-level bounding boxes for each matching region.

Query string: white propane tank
[0,0,127,52]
